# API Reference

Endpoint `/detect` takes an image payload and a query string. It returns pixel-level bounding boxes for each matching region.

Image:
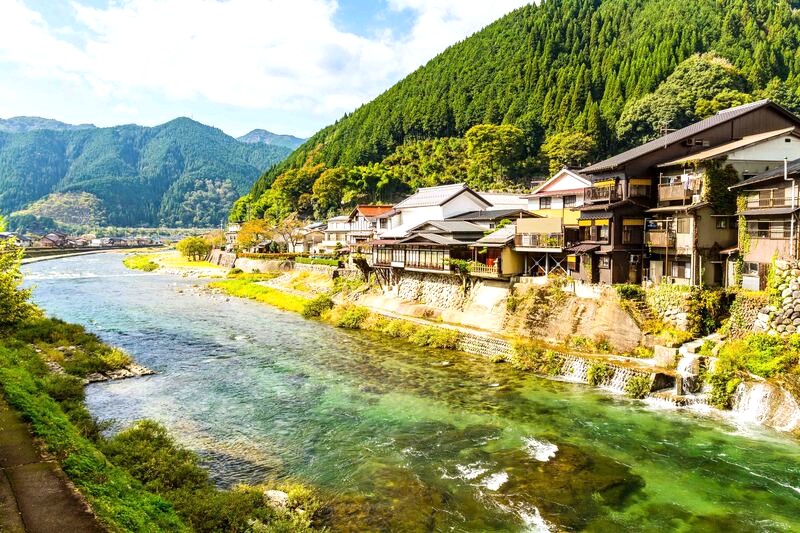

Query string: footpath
[0,397,104,532]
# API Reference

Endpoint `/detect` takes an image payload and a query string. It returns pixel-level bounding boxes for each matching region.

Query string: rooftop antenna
[659,123,676,149]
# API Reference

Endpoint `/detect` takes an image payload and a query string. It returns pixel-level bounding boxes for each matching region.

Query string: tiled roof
[731,157,800,189]
[410,220,486,233]
[394,183,491,209]
[583,100,792,174]
[657,127,797,167]
[447,208,535,221]
[737,207,800,216]
[400,233,465,245]
[355,205,394,217]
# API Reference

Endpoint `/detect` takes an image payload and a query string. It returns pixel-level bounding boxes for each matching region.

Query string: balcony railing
[646,230,676,248]
[514,233,565,249]
[658,183,692,202]
[746,189,795,209]
[584,185,622,203]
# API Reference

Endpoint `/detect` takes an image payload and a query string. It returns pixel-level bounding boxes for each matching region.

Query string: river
[23,253,800,532]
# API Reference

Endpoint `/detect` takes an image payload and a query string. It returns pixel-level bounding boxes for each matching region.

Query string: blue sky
[0,0,530,138]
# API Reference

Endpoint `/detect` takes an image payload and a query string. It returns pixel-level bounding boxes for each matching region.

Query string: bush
[176,236,212,261]
[587,363,612,386]
[331,304,371,329]
[229,267,244,275]
[295,256,341,267]
[593,335,612,352]
[409,327,461,349]
[123,255,159,272]
[41,374,85,403]
[381,319,419,338]
[99,347,133,370]
[616,284,645,300]
[510,341,563,375]
[717,333,800,379]
[302,295,334,319]
[624,375,652,399]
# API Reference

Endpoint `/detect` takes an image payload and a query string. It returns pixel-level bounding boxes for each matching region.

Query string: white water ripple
[523,437,558,462]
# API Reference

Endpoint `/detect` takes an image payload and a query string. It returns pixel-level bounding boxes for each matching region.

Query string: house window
[671,261,690,279]
[715,218,728,229]
[742,262,759,276]
[599,256,611,269]
[598,224,609,241]
[539,197,552,209]
[564,195,576,208]
[629,184,651,198]
[622,226,643,244]
[676,217,691,234]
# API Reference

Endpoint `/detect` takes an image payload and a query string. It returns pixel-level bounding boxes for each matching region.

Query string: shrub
[717,333,800,379]
[302,295,334,319]
[41,374,85,403]
[332,304,371,329]
[624,375,652,399]
[229,268,244,275]
[569,335,592,351]
[409,327,461,349]
[510,341,563,375]
[615,284,645,300]
[123,255,159,272]
[593,335,612,352]
[587,363,612,386]
[99,347,133,370]
[381,319,419,338]
[176,236,212,261]
[295,256,341,267]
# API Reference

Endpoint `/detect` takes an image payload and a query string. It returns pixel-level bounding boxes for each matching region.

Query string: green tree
[175,236,212,261]
[465,124,526,188]
[235,219,271,251]
[540,131,596,174]
[0,231,37,328]
[695,89,755,118]
[311,167,347,219]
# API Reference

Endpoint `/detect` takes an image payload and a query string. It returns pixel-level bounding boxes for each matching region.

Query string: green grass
[0,340,188,531]
[123,254,160,272]
[209,280,309,313]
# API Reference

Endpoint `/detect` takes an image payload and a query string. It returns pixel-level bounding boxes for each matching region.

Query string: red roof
[355,205,394,217]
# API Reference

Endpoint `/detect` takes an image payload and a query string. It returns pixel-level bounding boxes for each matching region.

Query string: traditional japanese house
[730,158,800,290]
[573,99,800,284]
[645,128,800,286]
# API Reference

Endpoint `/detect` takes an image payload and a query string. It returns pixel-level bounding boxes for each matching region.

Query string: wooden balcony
[468,261,501,278]
[658,183,692,202]
[514,233,564,250]
[584,186,622,203]
[646,230,676,248]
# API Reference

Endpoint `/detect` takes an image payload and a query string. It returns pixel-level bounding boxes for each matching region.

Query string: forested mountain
[0,118,291,227]
[238,129,306,150]
[0,116,96,133]
[236,0,800,221]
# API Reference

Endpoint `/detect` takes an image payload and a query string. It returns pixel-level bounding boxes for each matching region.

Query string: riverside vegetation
[0,222,324,532]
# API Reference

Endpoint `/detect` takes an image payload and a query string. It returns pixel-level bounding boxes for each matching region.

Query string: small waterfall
[606,367,642,393]
[559,356,589,382]
[730,381,800,433]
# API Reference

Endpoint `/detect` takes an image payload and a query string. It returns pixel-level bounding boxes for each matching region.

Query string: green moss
[209,280,309,314]
[409,327,461,349]
[123,254,160,272]
[624,375,652,399]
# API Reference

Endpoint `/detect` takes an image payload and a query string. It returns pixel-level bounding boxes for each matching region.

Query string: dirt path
[0,397,104,533]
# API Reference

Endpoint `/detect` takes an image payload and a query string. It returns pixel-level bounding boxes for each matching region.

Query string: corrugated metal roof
[566,244,600,253]
[657,127,797,167]
[731,157,800,189]
[394,183,491,209]
[473,224,516,246]
[583,100,786,174]
[737,207,800,216]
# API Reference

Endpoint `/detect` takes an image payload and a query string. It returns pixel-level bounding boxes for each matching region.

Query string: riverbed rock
[264,489,290,510]
[84,363,156,384]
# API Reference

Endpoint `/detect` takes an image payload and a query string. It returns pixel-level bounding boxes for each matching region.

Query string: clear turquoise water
[24,254,800,532]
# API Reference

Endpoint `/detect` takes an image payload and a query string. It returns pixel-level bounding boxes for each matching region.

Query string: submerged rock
[264,489,289,510]
[84,363,156,384]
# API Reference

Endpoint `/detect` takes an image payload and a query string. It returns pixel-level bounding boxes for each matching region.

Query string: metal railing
[646,230,676,247]
[468,261,500,276]
[658,183,692,202]
[514,233,564,249]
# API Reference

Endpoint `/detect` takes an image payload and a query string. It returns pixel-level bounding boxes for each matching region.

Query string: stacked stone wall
[397,272,466,310]
[645,284,692,330]
[756,259,800,336]
[293,263,338,276]
[208,250,237,267]
[233,258,288,273]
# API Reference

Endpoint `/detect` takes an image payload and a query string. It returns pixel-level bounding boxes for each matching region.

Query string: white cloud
[0,0,531,131]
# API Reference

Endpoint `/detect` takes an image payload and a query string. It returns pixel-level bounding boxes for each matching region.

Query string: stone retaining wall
[208,250,237,268]
[293,263,338,276]
[456,332,513,358]
[755,259,800,335]
[645,284,691,330]
[234,258,288,273]
[397,272,466,310]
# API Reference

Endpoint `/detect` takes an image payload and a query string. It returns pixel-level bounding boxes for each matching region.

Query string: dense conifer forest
[235,0,800,221]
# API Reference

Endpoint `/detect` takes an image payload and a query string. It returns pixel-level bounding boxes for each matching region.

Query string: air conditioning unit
[630,254,641,264]
[692,194,702,204]
[701,140,710,147]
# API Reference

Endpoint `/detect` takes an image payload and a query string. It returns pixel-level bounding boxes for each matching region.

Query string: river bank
[29,252,800,531]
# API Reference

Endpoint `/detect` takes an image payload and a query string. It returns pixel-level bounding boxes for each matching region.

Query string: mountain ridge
[0,117,291,228]
[237,129,305,150]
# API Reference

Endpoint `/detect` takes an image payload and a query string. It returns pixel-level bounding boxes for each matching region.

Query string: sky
[0,0,531,138]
